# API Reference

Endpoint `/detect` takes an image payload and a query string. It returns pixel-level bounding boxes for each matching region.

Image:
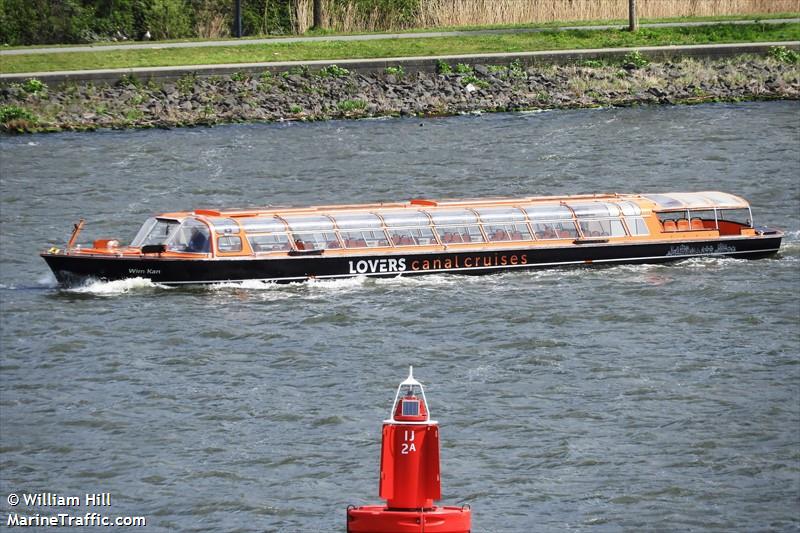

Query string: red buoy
[347,367,471,533]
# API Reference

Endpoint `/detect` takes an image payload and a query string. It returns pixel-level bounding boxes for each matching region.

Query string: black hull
[42,236,783,286]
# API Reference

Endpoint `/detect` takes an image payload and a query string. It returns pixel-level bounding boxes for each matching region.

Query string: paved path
[2,18,797,56]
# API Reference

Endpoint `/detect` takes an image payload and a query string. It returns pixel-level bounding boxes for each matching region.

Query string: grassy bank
[2,53,798,134]
[3,23,799,74]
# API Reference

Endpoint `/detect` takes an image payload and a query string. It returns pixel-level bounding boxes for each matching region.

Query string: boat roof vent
[194,209,222,216]
[410,198,438,207]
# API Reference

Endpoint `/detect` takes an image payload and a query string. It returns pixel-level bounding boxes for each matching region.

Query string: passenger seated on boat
[676,219,690,231]
[186,231,209,253]
[511,231,523,240]
[557,230,571,238]
[492,229,508,241]
[690,218,704,230]
[295,238,306,250]
[327,240,340,249]
[662,220,677,232]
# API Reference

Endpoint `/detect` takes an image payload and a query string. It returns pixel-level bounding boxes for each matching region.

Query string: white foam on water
[208,279,285,291]
[66,277,171,295]
[306,275,369,291]
[677,256,747,269]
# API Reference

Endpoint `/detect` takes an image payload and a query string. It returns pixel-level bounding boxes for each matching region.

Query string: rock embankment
[1,55,798,132]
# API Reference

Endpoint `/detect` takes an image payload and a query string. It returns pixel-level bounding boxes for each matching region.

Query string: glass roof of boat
[644,192,748,210]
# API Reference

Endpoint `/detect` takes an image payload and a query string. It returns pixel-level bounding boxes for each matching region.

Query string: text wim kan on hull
[23,493,111,507]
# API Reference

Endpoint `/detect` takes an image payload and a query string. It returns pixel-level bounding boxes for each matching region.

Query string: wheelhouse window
[132,218,181,247]
[168,218,211,253]
[430,210,485,244]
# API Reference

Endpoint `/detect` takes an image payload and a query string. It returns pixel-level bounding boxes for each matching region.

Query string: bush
[768,46,800,64]
[319,64,350,77]
[22,78,46,94]
[437,60,453,74]
[337,99,366,112]
[384,65,405,77]
[146,0,193,40]
[0,105,36,123]
[622,50,649,69]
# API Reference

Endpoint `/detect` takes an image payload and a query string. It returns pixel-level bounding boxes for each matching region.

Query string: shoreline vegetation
[3,22,799,74]
[2,0,797,46]
[2,51,798,134]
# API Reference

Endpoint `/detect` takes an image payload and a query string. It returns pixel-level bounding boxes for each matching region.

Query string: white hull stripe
[158,247,780,285]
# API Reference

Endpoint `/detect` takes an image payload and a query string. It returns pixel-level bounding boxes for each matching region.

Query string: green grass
[2,23,798,74]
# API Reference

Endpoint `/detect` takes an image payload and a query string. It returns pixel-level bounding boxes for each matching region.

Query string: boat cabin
[121,191,757,258]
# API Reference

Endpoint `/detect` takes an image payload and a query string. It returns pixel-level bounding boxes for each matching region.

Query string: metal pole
[234,0,242,37]
[629,0,639,32]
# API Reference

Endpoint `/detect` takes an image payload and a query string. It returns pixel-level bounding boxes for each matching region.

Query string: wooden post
[313,0,323,30]
[628,0,639,32]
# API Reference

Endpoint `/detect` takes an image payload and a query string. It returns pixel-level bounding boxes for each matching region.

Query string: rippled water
[1,102,799,532]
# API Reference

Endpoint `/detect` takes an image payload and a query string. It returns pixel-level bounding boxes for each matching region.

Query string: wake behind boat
[41,191,783,286]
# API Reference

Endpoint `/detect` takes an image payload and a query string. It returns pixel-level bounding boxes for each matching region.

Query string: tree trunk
[629,0,639,32]
[313,0,324,30]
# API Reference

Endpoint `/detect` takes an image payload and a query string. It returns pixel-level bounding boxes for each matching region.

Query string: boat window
[523,205,573,220]
[475,207,527,223]
[687,209,717,230]
[132,218,181,247]
[380,211,430,227]
[210,218,240,235]
[283,215,335,232]
[239,217,286,233]
[332,213,383,229]
[428,209,479,225]
[644,194,684,209]
[292,232,340,250]
[569,202,621,217]
[531,221,578,240]
[217,235,242,253]
[717,208,752,227]
[341,229,390,248]
[388,227,436,246]
[483,223,532,242]
[248,233,291,252]
[656,211,690,223]
[435,225,485,243]
[168,218,211,253]
[578,219,627,238]
[624,216,650,236]
[617,201,642,216]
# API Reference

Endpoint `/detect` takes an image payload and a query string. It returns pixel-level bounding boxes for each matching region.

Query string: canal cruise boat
[42,191,783,286]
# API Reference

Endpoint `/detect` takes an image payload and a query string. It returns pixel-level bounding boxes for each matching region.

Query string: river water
[1,101,798,532]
